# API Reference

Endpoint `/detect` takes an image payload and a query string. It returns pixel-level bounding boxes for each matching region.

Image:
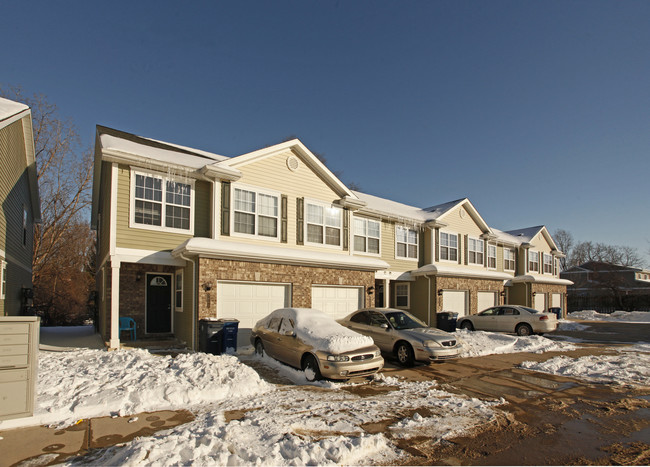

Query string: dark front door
[146,274,172,333]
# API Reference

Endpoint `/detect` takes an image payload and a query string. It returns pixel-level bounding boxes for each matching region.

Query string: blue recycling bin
[220,319,239,353]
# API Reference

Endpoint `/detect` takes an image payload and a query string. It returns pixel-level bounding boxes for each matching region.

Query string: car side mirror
[381,323,389,329]
[283,330,295,337]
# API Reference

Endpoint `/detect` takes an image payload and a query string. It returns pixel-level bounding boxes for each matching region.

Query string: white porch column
[109,260,121,349]
[383,279,390,308]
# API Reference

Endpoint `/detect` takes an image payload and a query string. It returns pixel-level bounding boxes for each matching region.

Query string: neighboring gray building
[561,261,650,312]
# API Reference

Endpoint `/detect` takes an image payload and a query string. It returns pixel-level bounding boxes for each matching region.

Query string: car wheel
[460,320,474,331]
[516,324,533,336]
[254,339,264,356]
[395,342,415,367]
[302,354,322,382]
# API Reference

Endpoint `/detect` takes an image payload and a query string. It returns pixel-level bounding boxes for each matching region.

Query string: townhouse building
[91,126,570,349]
[0,97,41,316]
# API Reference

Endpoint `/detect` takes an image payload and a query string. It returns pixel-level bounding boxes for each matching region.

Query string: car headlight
[327,355,350,362]
[374,350,381,357]
[423,340,441,348]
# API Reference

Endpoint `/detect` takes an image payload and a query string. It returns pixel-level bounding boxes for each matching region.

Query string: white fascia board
[200,164,242,181]
[506,274,574,286]
[101,149,210,180]
[412,263,513,281]
[375,270,415,281]
[0,107,30,130]
[114,248,186,267]
[173,238,389,271]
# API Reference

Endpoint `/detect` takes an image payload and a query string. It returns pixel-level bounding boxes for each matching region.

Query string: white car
[457,305,558,336]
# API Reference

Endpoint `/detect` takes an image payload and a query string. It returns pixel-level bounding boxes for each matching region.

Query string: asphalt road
[551,320,650,344]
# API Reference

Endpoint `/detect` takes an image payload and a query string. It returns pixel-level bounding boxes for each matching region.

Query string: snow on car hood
[274,308,375,354]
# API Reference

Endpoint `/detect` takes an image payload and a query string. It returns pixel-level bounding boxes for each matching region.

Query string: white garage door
[442,290,468,317]
[551,293,562,308]
[534,293,546,311]
[311,286,363,320]
[217,282,290,329]
[477,291,497,313]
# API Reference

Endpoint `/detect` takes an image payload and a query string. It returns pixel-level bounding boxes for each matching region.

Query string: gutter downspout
[179,253,197,350]
[427,275,432,326]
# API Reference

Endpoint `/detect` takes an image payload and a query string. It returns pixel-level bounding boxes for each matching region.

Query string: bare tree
[569,240,643,268]
[1,86,95,324]
[553,229,573,270]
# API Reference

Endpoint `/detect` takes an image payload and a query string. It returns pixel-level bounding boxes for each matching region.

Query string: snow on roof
[352,190,428,222]
[505,226,544,242]
[412,263,513,280]
[261,308,375,354]
[0,97,29,124]
[422,198,465,217]
[98,127,227,169]
[491,228,524,246]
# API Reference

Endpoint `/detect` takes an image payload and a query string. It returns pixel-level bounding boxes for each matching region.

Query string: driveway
[552,320,650,344]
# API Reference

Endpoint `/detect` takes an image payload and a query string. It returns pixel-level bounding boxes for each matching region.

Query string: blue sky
[2,1,649,263]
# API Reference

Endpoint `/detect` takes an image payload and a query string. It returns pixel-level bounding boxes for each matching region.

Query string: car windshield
[385,311,427,330]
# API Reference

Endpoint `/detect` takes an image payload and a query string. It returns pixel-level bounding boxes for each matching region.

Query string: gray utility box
[0,316,39,421]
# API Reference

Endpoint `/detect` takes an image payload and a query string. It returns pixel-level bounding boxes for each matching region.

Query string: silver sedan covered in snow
[338,308,462,366]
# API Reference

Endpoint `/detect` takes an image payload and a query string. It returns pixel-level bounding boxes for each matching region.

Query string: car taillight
[539,315,549,321]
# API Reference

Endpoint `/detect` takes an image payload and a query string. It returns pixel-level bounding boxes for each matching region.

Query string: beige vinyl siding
[438,205,484,269]
[98,161,112,265]
[409,278,432,325]
[222,150,351,255]
[528,232,554,255]
[380,220,420,270]
[115,164,195,250]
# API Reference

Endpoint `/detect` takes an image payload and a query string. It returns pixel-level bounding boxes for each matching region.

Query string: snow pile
[74,376,501,466]
[0,349,272,429]
[454,329,576,357]
[568,310,650,323]
[263,308,374,353]
[520,344,650,386]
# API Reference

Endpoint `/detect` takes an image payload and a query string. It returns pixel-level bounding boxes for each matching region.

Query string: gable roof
[505,225,560,252]
[562,261,646,274]
[0,97,30,130]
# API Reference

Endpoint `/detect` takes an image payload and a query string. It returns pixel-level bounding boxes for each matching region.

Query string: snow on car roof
[266,308,374,354]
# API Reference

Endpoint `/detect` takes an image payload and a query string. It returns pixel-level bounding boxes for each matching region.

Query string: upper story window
[353,217,380,255]
[306,201,342,247]
[396,226,418,260]
[468,238,484,265]
[487,244,497,269]
[131,170,194,234]
[439,232,458,262]
[504,248,516,271]
[233,186,279,239]
[543,254,553,274]
[528,250,540,273]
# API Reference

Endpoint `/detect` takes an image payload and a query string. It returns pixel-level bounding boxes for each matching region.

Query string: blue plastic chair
[119,317,137,341]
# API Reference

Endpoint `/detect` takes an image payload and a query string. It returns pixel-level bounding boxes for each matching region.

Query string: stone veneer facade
[197,258,375,320]
[434,277,505,315]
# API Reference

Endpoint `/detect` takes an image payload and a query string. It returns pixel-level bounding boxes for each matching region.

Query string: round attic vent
[287,155,300,172]
[459,209,466,219]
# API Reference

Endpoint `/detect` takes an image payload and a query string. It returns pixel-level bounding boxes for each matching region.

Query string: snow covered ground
[0,322,645,465]
[568,310,650,323]
[520,343,650,387]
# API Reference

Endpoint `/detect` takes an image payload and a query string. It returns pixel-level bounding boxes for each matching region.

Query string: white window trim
[395,282,410,309]
[395,225,419,261]
[1,260,6,299]
[304,198,343,250]
[543,253,553,274]
[487,244,497,270]
[503,248,516,271]
[529,250,540,273]
[129,168,195,235]
[230,183,281,242]
[352,216,381,257]
[175,269,183,312]
[439,231,458,263]
[468,237,484,266]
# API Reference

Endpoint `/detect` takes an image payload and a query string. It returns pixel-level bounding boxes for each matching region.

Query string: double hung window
[306,202,342,246]
[487,244,497,269]
[233,187,279,238]
[543,254,553,274]
[528,251,540,272]
[395,283,409,308]
[468,238,484,265]
[353,217,380,254]
[504,248,516,271]
[132,170,193,233]
[175,270,183,311]
[396,226,418,259]
[439,232,458,261]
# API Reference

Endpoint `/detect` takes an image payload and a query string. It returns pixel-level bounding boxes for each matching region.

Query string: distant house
[0,97,41,316]
[561,261,650,312]
[91,126,571,349]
